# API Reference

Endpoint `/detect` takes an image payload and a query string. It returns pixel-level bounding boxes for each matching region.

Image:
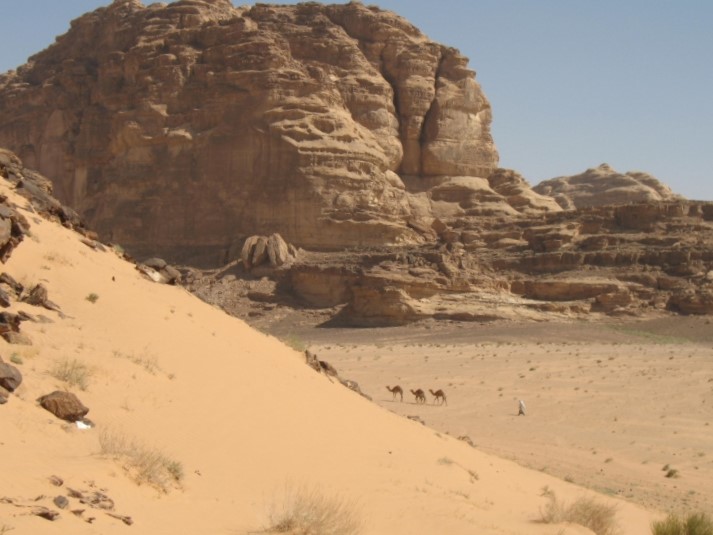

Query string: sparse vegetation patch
[651,512,713,535]
[539,486,619,535]
[264,485,362,535]
[98,428,183,492]
[48,358,92,390]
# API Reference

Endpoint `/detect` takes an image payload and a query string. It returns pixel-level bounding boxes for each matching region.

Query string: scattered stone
[33,506,60,521]
[20,283,62,313]
[318,359,338,377]
[339,378,372,401]
[143,257,167,270]
[107,512,134,525]
[0,311,23,334]
[37,391,90,422]
[457,435,475,447]
[304,350,322,373]
[22,284,48,305]
[53,495,69,509]
[407,415,426,425]
[162,265,182,285]
[136,261,181,285]
[80,238,106,252]
[136,264,165,283]
[68,488,115,511]
[2,331,33,345]
[0,287,10,308]
[48,475,64,487]
[0,272,23,295]
[0,357,22,392]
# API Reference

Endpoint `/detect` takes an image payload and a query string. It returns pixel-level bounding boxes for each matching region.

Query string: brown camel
[410,388,426,404]
[429,389,447,406]
[386,385,403,402]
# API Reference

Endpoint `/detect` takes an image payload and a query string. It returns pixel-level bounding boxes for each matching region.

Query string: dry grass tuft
[652,512,713,535]
[98,428,183,492]
[539,487,619,535]
[48,358,92,390]
[264,485,362,535]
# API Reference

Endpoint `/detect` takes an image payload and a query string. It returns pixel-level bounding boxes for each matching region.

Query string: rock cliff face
[534,164,683,210]
[0,0,501,264]
[187,198,713,325]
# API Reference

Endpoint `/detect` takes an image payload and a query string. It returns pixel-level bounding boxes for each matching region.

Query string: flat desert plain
[301,317,713,517]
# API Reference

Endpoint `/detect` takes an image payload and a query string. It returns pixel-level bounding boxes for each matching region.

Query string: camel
[410,388,426,404]
[429,389,447,406]
[386,385,403,402]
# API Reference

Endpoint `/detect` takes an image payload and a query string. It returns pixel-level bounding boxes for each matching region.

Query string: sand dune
[0,180,661,533]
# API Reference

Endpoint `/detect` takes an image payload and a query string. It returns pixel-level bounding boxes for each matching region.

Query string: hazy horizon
[1,0,711,200]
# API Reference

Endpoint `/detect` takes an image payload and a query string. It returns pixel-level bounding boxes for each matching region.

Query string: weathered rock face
[487,169,562,215]
[0,0,500,264]
[534,164,683,210]
[188,198,713,325]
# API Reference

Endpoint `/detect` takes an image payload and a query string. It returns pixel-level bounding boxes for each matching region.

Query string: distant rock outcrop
[240,233,297,271]
[0,0,502,264]
[534,164,683,209]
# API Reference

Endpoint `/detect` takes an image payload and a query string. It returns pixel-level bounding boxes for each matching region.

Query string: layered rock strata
[0,0,500,264]
[186,199,713,325]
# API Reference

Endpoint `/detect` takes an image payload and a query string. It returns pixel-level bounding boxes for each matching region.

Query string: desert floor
[272,315,713,517]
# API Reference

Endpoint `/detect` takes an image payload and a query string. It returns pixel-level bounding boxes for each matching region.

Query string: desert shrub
[652,513,713,535]
[539,487,619,535]
[49,358,92,390]
[86,292,99,303]
[265,485,362,535]
[98,428,183,492]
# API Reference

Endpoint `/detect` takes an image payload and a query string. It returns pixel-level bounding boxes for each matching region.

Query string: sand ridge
[0,180,662,533]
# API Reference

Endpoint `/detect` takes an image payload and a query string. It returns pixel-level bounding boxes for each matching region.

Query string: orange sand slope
[0,181,659,534]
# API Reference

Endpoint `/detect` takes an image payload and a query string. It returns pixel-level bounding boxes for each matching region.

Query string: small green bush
[86,292,99,303]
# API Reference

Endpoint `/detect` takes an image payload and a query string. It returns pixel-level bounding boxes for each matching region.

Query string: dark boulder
[37,391,90,422]
[0,357,22,392]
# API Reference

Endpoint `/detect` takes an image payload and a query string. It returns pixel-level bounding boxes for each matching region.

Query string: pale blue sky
[2,1,712,200]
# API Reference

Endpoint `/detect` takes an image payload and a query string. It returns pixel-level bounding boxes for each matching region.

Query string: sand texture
[0,180,666,534]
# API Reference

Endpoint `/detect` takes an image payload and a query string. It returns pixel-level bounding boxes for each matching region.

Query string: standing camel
[429,389,447,406]
[386,385,403,402]
[410,388,426,404]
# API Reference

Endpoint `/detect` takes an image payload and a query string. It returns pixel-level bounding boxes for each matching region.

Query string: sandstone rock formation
[240,233,297,271]
[188,198,713,325]
[534,164,683,209]
[0,0,504,264]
